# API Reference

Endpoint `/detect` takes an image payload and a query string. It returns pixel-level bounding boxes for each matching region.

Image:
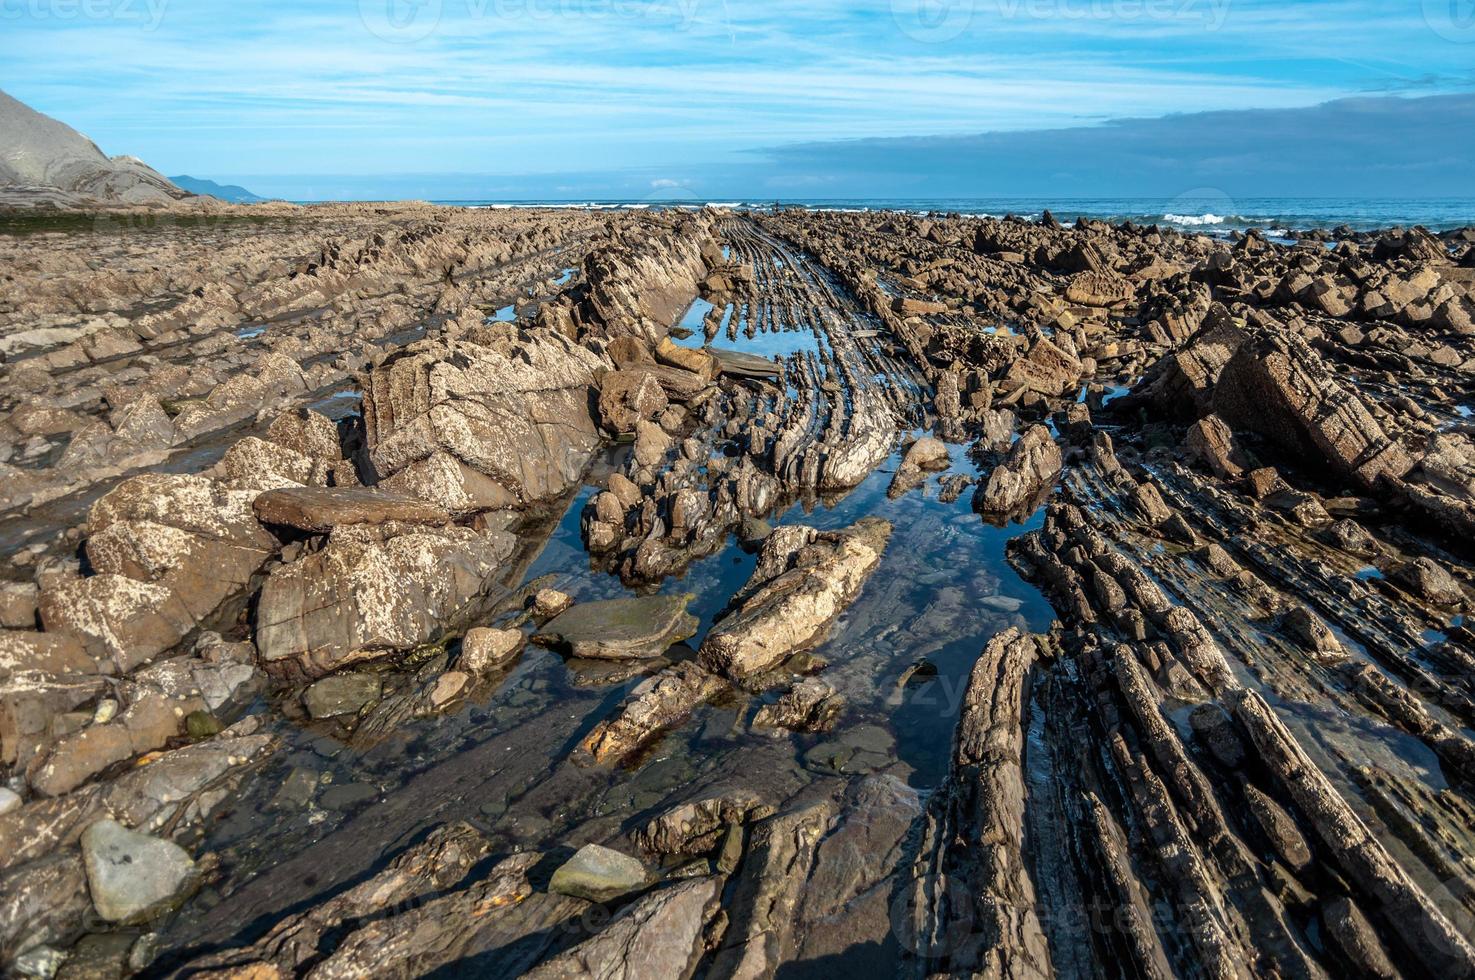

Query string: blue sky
[3,0,1473,198]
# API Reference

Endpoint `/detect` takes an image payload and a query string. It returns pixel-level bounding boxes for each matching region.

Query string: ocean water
[446,198,1475,235]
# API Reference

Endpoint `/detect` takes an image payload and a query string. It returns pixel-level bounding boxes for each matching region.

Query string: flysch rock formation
[1,196,1474,980]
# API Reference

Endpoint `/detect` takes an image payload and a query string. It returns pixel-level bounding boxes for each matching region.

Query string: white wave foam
[1163,213,1228,226]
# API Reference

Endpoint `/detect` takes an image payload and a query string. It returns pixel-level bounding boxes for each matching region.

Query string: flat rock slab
[533,594,698,660]
[549,844,651,903]
[252,487,450,532]
[709,347,780,379]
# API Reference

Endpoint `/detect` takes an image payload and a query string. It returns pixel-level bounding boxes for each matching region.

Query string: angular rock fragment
[579,662,729,765]
[974,425,1061,518]
[548,843,652,903]
[699,518,891,681]
[752,677,845,733]
[1213,332,1413,491]
[527,877,722,980]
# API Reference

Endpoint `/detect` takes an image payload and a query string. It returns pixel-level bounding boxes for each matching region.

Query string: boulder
[81,819,196,924]
[974,425,1062,518]
[1393,557,1464,605]
[255,522,515,679]
[303,672,383,719]
[460,627,525,673]
[598,370,669,434]
[1213,332,1412,491]
[361,332,605,510]
[40,474,276,670]
[526,877,722,980]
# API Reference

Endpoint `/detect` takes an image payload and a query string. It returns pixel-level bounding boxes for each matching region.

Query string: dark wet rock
[80,819,196,924]
[177,822,492,976]
[533,594,697,660]
[1244,784,1313,874]
[907,628,1052,976]
[636,791,773,858]
[1280,606,1346,661]
[1231,689,1475,974]
[699,518,891,682]
[548,843,653,903]
[303,672,382,720]
[579,661,729,765]
[526,876,723,980]
[252,486,449,533]
[1393,556,1464,605]
[1322,896,1399,980]
[752,677,845,733]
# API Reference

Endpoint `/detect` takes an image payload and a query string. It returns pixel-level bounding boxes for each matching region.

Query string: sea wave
[1162,212,1229,226]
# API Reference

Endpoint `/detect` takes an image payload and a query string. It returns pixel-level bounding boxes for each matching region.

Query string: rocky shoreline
[1,201,1474,978]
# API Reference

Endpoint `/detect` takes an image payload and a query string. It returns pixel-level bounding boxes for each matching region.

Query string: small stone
[93,699,119,724]
[303,673,382,720]
[184,710,223,739]
[11,945,65,979]
[460,627,525,673]
[0,786,21,815]
[532,588,574,620]
[429,671,470,708]
[81,819,197,924]
[549,843,651,903]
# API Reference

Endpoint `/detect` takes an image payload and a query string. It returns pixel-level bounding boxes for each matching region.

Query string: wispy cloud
[2,0,1470,189]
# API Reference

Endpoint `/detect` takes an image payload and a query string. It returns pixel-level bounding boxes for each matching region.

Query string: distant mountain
[170,174,263,203]
[0,89,196,207]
